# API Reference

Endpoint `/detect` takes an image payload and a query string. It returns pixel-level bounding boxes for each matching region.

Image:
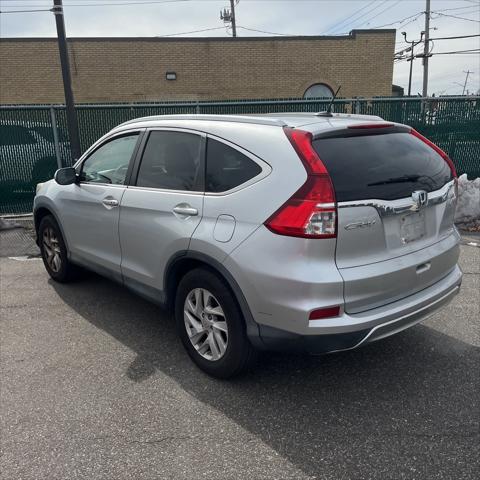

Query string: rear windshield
[312,132,452,202]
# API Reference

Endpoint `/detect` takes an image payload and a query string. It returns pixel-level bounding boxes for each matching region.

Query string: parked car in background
[0,121,64,194]
[34,113,462,378]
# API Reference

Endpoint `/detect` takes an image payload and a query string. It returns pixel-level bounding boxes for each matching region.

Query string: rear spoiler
[313,123,410,140]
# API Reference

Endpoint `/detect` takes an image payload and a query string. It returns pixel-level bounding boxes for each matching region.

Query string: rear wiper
[368,174,421,186]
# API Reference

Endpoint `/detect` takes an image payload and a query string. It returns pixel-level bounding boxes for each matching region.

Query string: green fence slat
[1,97,479,214]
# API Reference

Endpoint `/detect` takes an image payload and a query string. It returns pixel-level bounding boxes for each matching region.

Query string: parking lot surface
[0,240,479,480]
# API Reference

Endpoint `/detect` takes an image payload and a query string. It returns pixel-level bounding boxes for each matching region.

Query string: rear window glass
[312,132,452,202]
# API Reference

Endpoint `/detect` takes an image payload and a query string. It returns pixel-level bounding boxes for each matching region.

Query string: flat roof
[0,29,396,43]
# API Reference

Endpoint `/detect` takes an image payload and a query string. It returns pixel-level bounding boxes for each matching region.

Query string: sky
[1,0,479,96]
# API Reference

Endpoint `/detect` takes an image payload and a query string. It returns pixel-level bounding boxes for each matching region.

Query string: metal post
[408,48,414,96]
[402,32,424,97]
[53,0,81,162]
[462,70,473,95]
[49,106,62,169]
[422,0,431,97]
[355,98,361,114]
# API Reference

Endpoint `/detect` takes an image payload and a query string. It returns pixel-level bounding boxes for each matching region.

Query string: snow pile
[455,174,480,230]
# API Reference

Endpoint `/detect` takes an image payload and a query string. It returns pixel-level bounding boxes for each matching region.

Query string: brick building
[0,29,395,104]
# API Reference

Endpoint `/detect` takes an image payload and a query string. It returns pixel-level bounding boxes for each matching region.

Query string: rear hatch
[312,125,458,313]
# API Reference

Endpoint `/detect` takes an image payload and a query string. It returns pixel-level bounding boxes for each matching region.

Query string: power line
[322,0,376,35]
[238,25,290,36]
[364,11,424,32]
[372,11,423,28]
[329,0,389,34]
[429,49,480,55]
[158,26,226,36]
[0,8,52,13]
[430,34,480,40]
[356,0,403,28]
[432,11,480,23]
[433,4,480,12]
[1,0,197,8]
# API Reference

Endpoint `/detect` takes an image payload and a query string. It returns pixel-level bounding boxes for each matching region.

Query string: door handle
[102,198,119,208]
[173,205,198,217]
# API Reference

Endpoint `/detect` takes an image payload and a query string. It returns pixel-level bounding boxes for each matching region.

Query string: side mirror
[54,167,77,185]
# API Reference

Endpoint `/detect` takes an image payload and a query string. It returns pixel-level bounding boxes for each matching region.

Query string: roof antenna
[316,85,342,117]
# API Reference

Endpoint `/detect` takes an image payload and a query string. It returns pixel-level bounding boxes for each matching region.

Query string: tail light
[410,129,457,178]
[265,128,337,238]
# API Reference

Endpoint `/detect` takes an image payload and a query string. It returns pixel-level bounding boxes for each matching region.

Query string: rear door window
[136,131,202,191]
[206,138,262,193]
[312,132,452,201]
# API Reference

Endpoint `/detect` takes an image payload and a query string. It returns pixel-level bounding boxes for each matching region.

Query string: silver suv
[34,114,462,378]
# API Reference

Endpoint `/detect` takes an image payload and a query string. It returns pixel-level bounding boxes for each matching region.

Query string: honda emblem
[411,190,428,211]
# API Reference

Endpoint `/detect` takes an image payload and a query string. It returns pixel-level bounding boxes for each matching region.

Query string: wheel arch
[34,205,69,251]
[164,251,263,349]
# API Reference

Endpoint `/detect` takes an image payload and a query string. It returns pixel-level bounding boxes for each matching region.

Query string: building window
[304,83,334,99]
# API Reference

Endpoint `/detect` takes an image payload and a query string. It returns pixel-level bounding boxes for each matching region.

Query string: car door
[58,131,142,279]
[119,128,204,297]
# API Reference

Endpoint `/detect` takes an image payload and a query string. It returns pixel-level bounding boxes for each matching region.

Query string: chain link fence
[1,96,479,214]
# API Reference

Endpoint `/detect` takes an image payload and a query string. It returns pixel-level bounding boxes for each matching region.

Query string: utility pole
[52,0,81,163]
[229,0,237,37]
[220,1,237,37]
[402,31,424,96]
[422,0,431,97]
[462,70,473,95]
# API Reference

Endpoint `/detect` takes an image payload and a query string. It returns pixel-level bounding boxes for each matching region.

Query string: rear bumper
[257,265,462,353]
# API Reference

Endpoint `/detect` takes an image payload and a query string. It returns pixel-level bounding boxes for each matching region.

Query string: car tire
[38,215,80,283]
[175,268,257,378]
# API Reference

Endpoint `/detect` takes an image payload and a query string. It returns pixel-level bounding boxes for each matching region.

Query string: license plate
[400,211,426,244]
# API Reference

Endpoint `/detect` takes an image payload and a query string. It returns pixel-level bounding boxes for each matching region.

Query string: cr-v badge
[345,218,377,230]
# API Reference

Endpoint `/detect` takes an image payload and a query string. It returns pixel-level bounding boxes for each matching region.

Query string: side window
[136,131,202,191]
[80,134,138,185]
[206,138,262,193]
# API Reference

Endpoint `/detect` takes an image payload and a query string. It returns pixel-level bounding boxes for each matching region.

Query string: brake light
[265,128,337,238]
[348,123,394,129]
[410,129,457,178]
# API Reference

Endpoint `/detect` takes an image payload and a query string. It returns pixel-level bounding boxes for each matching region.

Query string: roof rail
[119,114,287,128]
[261,112,384,121]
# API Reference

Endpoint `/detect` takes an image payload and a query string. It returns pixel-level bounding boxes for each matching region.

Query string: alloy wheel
[183,288,228,361]
[42,227,62,273]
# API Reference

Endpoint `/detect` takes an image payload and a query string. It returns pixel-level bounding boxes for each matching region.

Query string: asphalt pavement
[0,241,479,480]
